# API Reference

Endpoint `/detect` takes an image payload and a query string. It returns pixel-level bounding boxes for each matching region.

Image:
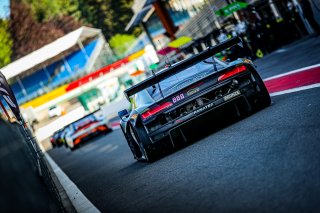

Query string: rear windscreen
[72,115,97,131]
[133,57,226,107]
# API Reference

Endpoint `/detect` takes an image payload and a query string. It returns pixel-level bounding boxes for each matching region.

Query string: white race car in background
[65,110,112,150]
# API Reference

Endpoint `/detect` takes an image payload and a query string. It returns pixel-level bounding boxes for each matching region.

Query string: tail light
[218,65,247,81]
[142,102,173,120]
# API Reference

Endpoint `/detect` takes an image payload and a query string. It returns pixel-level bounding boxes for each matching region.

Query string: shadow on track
[61,130,113,152]
[147,100,273,163]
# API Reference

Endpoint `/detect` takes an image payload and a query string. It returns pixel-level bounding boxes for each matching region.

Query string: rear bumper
[148,83,259,144]
[73,125,110,145]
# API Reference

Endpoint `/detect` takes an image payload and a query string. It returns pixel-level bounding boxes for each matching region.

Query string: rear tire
[70,143,78,151]
[253,72,271,109]
[130,124,156,162]
[51,142,56,148]
[66,138,77,151]
[126,125,143,159]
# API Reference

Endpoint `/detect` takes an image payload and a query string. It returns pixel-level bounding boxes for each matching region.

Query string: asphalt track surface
[48,37,320,213]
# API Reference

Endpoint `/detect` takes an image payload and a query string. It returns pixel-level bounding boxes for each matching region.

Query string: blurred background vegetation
[0,0,140,68]
[0,19,12,67]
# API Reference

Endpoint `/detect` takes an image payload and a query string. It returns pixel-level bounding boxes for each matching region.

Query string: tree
[0,19,12,68]
[8,0,139,61]
[9,1,83,60]
[24,0,80,22]
[78,0,113,39]
[77,0,138,40]
[110,0,136,35]
[109,34,136,56]
[50,15,84,34]
[9,1,64,60]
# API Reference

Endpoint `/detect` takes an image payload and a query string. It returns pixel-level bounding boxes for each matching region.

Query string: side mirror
[118,109,129,121]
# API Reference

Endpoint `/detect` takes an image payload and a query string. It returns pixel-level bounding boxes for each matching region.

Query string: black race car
[118,37,271,162]
[50,128,65,147]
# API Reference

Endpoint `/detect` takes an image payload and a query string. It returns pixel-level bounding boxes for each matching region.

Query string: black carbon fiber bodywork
[119,61,270,160]
[119,38,270,161]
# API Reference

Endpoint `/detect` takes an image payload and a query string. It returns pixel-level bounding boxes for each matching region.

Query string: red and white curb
[110,121,120,129]
[269,83,320,97]
[264,64,320,96]
[264,63,320,81]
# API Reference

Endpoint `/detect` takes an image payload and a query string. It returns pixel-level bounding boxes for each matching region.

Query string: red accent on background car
[73,125,108,145]
[142,102,173,120]
[218,65,247,81]
[97,125,108,131]
[75,121,98,133]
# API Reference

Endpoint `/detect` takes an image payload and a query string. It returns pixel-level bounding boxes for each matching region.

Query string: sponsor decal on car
[223,90,241,101]
[193,102,215,115]
[187,87,200,96]
[172,93,185,103]
[193,90,240,115]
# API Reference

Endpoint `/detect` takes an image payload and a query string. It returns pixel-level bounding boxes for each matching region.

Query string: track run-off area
[48,37,320,213]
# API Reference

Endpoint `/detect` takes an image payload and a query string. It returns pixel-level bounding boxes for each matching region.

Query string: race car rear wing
[124,36,243,100]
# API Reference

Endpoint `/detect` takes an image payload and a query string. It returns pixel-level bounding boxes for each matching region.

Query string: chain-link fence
[17,122,66,212]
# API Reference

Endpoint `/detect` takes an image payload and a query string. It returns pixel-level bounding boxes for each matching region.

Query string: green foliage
[9,1,81,60]
[132,27,142,37]
[8,0,141,61]
[109,34,136,56]
[77,0,137,39]
[0,20,12,68]
[24,0,80,22]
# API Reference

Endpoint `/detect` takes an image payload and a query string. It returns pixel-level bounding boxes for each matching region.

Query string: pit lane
[48,37,320,212]
[48,86,320,213]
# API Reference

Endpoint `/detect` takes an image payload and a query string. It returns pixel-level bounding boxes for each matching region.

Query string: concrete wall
[0,119,59,212]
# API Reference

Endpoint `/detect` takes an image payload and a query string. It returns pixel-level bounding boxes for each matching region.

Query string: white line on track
[274,48,287,53]
[44,153,101,213]
[270,83,320,97]
[112,125,121,130]
[263,63,320,81]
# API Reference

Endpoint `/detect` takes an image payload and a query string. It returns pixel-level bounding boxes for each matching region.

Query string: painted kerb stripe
[45,153,101,213]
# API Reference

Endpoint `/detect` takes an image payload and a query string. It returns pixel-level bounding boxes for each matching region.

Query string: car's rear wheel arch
[126,123,143,159]
[249,67,271,108]
[130,122,156,162]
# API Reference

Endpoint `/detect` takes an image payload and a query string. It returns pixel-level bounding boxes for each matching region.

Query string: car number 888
[172,94,185,103]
